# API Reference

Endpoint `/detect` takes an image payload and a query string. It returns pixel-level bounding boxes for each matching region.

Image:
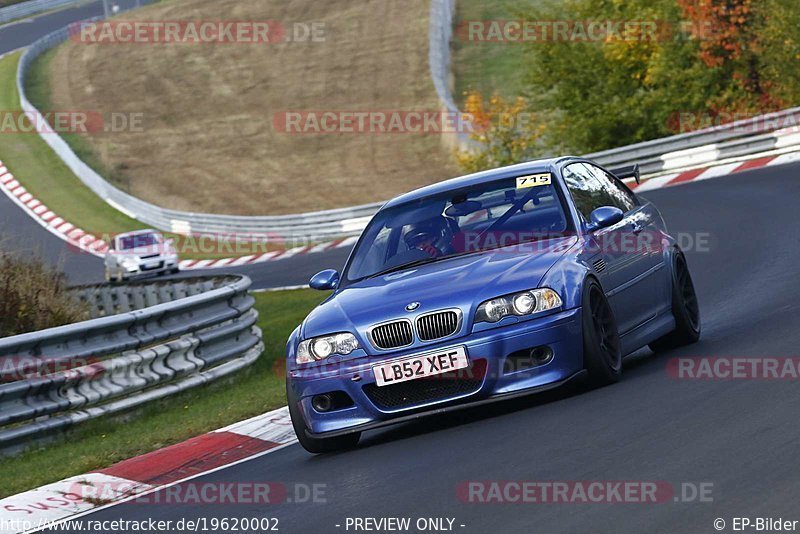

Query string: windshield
[344,175,571,283]
[117,233,161,250]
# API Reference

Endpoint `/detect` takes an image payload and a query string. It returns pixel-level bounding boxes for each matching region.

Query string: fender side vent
[593,259,607,273]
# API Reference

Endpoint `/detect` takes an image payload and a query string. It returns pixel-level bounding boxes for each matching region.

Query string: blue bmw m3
[286,157,701,453]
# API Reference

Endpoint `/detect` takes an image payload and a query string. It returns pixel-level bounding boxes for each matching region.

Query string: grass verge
[0,288,328,498]
[0,52,284,260]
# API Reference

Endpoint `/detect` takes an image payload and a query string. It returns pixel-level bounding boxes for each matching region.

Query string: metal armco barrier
[0,275,263,455]
[15,1,800,243]
[428,0,459,116]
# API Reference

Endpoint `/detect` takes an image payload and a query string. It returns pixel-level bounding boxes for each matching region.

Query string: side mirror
[587,206,624,231]
[309,269,340,290]
[165,238,174,246]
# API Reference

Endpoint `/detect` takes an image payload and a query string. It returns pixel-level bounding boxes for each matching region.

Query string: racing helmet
[403,216,454,253]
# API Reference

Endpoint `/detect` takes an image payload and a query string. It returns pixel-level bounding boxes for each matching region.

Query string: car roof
[382,156,580,209]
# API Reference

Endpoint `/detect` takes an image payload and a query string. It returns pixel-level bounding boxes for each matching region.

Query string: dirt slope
[45,0,458,215]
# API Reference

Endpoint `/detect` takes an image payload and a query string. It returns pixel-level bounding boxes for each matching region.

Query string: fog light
[312,394,333,412]
[311,391,354,412]
[503,346,554,374]
[530,346,553,365]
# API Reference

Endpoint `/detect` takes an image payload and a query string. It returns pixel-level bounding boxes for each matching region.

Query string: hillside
[35,0,458,215]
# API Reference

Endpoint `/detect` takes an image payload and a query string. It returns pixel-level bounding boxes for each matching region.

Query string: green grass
[0,289,329,498]
[0,52,285,259]
[452,0,532,105]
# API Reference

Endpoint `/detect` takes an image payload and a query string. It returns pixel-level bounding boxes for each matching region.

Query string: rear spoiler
[610,163,640,185]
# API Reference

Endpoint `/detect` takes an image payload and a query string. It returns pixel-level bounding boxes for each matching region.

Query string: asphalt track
[44,163,800,533]
[0,184,102,282]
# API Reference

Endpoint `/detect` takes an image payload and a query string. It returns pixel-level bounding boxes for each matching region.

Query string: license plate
[144,261,160,269]
[373,346,469,387]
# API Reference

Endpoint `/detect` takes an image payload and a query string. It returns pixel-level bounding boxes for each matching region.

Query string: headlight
[297,332,360,364]
[475,288,563,323]
[120,256,140,268]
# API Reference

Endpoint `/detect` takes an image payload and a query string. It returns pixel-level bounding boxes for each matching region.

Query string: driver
[403,216,455,257]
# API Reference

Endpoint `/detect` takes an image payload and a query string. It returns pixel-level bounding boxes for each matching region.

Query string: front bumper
[288,307,584,437]
[113,256,179,278]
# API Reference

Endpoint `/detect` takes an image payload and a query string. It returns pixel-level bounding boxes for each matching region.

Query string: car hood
[302,236,577,341]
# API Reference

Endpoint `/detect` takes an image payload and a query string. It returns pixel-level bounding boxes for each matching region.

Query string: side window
[584,164,637,213]
[563,163,619,221]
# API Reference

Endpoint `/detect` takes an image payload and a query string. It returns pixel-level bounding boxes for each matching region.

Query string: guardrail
[428,0,458,116]
[0,275,262,455]
[584,109,800,175]
[15,0,800,245]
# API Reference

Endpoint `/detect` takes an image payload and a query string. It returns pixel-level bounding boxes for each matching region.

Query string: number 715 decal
[516,173,552,189]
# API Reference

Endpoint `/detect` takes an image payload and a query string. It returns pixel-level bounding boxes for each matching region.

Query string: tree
[455,91,546,173]
[511,0,800,153]
[677,0,785,114]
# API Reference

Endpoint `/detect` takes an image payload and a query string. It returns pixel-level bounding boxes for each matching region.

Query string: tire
[170,267,180,274]
[286,379,360,454]
[649,250,701,352]
[582,279,623,387]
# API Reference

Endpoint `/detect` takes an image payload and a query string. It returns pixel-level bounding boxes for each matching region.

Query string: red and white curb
[0,159,357,268]
[0,162,108,257]
[178,235,358,271]
[624,150,800,192]
[0,407,296,533]
[3,149,800,274]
